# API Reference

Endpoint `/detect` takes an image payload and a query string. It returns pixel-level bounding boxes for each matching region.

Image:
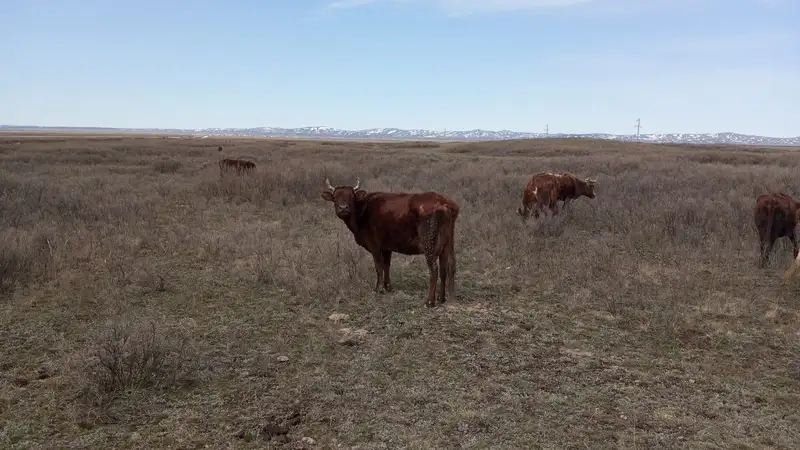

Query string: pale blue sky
[3,0,798,136]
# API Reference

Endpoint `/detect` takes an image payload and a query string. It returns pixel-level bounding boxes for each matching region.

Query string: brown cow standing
[516,171,597,221]
[219,158,256,176]
[321,178,460,308]
[754,192,800,267]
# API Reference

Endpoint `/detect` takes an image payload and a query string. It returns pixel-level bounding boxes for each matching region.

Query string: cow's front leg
[381,250,393,292]
[371,252,386,293]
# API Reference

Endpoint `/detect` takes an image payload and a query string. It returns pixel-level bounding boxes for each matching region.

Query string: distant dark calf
[219,158,256,176]
[754,192,800,267]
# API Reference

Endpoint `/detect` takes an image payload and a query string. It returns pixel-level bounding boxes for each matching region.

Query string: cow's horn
[353,177,361,190]
[325,178,335,192]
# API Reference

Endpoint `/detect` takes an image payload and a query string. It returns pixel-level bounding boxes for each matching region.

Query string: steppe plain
[1,132,799,449]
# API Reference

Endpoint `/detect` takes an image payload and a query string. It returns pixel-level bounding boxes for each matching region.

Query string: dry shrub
[77,316,196,406]
[0,240,31,293]
[0,226,60,293]
[153,159,181,173]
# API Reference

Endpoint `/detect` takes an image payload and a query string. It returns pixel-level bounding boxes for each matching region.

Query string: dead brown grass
[1,133,800,449]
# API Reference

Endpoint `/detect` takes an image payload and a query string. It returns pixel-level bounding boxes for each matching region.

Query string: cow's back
[525,173,559,203]
[358,192,421,254]
[554,173,578,199]
[755,193,798,238]
[359,191,458,255]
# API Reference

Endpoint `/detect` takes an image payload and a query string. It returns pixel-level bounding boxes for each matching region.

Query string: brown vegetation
[1,133,800,448]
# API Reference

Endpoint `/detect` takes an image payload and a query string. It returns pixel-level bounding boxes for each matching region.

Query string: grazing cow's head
[583,178,597,198]
[321,177,366,219]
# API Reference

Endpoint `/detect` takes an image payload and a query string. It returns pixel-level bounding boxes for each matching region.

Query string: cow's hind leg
[760,237,775,268]
[757,228,768,268]
[425,254,439,307]
[438,252,448,304]
[418,215,440,307]
[381,250,393,292]
[445,220,456,301]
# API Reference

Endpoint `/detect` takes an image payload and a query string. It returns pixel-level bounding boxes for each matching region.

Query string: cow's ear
[321,191,334,201]
[354,189,367,202]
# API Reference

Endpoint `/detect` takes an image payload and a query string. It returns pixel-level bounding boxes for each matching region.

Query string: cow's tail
[420,204,458,298]
[436,206,457,298]
[769,202,785,242]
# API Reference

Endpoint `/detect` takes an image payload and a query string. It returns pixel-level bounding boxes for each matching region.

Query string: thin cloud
[321,0,597,14]
[437,0,593,13]
[325,0,381,9]
[320,0,787,15]
[654,30,798,55]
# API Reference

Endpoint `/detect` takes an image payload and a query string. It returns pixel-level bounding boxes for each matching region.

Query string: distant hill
[2,125,798,146]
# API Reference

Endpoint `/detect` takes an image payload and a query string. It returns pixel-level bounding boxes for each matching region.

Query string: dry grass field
[1,134,800,449]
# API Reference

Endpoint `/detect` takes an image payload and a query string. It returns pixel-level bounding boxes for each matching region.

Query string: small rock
[328,313,349,323]
[273,434,290,443]
[11,377,29,387]
[281,437,315,449]
[277,355,289,362]
[337,327,369,346]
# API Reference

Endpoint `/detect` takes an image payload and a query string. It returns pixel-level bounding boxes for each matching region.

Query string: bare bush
[0,241,30,293]
[78,317,196,406]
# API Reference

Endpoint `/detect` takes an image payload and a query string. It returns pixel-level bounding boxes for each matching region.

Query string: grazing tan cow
[218,158,256,176]
[321,178,460,307]
[516,171,596,221]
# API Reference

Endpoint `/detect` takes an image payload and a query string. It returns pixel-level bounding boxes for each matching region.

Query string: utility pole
[544,124,549,136]
[634,118,641,139]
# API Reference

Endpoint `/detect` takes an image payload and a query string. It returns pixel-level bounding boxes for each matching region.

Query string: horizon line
[0,124,798,140]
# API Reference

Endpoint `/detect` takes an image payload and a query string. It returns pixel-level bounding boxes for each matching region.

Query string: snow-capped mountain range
[2,125,798,146]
